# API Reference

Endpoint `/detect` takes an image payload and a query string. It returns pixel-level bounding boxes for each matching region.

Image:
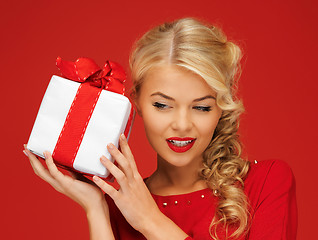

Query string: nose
[171,108,193,132]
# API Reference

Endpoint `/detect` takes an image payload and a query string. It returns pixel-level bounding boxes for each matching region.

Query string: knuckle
[107,161,115,171]
[51,170,63,181]
[120,161,129,170]
[45,158,53,167]
[38,174,48,182]
[113,150,121,159]
[117,172,126,182]
[108,188,118,198]
[121,140,128,147]
[35,168,45,178]
[134,175,144,184]
[49,169,58,178]
[98,179,105,187]
[134,173,142,181]
[57,181,67,190]
[53,186,64,193]
[95,178,106,189]
[45,162,53,171]
[129,156,136,164]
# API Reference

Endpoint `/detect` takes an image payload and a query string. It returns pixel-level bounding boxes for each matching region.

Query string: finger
[24,148,64,192]
[44,151,72,186]
[119,134,139,174]
[24,147,51,179]
[107,143,134,180]
[93,176,118,199]
[100,155,129,189]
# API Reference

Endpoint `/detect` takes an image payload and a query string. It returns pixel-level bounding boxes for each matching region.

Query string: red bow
[56,56,126,95]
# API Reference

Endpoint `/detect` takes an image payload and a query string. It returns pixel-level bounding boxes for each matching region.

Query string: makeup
[166,137,196,153]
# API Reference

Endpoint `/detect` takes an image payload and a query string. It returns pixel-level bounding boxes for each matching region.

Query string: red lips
[166,137,196,153]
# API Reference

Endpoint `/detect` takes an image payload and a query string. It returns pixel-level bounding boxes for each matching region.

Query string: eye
[193,106,212,112]
[153,102,169,110]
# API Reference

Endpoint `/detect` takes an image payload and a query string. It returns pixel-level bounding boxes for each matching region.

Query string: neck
[146,154,208,195]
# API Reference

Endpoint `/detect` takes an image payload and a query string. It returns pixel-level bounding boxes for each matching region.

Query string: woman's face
[136,65,222,168]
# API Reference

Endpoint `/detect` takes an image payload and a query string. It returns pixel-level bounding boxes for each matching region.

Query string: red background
[1,0,317,239]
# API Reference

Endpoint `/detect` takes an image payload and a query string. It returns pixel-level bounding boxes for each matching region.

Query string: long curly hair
[129,17,250,239]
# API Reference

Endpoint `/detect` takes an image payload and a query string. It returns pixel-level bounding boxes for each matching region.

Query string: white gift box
[27,75,133,178]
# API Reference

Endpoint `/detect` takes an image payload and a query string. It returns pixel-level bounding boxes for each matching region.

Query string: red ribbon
[56,56,126,95]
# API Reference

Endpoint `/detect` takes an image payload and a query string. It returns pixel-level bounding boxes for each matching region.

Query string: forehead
[140,65,216,98]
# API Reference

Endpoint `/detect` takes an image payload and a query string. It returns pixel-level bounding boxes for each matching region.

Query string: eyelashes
[152,102,212,112]
[193,106,212,112]
[153,102,169,109]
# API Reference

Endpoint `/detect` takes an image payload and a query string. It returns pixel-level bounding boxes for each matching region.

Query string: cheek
[141,107,167,137]
[197,115,220,141]
[141,112,169,153]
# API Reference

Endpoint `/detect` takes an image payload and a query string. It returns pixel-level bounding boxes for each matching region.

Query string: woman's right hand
[23,145,107,213]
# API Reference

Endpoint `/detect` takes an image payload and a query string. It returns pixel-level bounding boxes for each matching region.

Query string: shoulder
[245,159,296,206]
[246,159,295,185]
[244,160,298,238]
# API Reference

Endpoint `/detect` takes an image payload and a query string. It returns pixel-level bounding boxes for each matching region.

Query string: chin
[160,153,200,168]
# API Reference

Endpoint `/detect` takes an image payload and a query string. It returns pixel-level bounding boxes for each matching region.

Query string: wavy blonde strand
[201,110,250,239]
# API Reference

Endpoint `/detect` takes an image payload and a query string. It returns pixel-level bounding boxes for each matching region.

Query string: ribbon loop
[56,56,126,95]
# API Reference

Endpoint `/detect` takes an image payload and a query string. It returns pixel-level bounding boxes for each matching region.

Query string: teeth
[168,140,193,147]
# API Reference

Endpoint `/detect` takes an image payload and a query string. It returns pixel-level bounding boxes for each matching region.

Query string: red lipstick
[166,137,196,153]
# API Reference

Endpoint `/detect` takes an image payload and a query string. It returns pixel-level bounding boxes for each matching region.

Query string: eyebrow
[150,92,216,101]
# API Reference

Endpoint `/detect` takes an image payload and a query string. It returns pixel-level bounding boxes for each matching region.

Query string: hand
[23,145,107,213]
[92,134,162,234]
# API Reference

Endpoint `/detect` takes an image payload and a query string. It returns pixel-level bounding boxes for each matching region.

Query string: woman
[24,18,297,239]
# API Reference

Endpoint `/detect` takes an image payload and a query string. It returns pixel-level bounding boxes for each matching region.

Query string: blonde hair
[129,18,250,239]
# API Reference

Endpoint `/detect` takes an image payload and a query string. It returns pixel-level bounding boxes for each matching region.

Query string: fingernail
[93,176,100,182]
[100,156,107,163]
[107,143,114,149]
[43,151,47,159]
[23,144,27,149]
[23,150,28,157]
[120,133,126,140]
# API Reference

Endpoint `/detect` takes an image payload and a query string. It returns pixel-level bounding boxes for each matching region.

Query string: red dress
[106,159,297,239]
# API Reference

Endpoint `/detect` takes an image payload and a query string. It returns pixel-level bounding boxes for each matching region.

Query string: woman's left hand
[92,134,162,234]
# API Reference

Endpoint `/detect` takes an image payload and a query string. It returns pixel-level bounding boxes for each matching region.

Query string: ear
[134,97,142,117]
